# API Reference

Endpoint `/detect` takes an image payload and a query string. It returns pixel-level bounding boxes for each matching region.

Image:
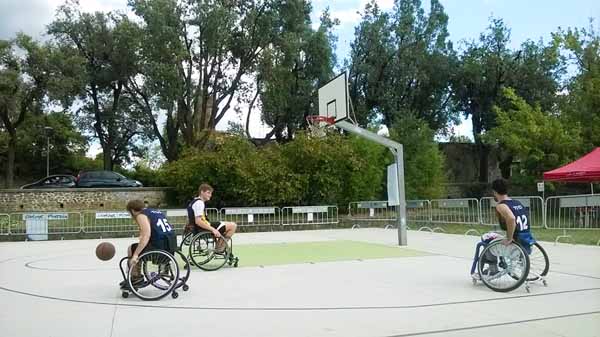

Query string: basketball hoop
[306,116,335,137]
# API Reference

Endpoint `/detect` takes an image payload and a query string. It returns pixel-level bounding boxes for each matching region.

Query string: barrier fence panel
[0,214,9,235]
[407,200,432,228]
[82,211,137,234]
[348,201,395,228]
[480,196,545,228]
[546,194,600,230]
[281,206,338,229]
[8,212,82,239]
[221,207,280,231]
[164,208,220,234]
[430,198,480,227]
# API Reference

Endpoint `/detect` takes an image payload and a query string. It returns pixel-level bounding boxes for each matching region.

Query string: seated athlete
[120,199,177,289]
[471,179,537,279]
[186,183,237,253]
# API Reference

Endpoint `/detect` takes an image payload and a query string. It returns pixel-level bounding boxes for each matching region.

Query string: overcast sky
[2,0,599,148]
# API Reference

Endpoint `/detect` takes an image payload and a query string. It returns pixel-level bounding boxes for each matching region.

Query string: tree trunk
[103,146,112,171]
[5,136,16,188]
[499,154,513,179]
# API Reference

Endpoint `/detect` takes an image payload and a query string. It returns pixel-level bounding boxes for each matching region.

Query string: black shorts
[192,221,226,235]
[131,235,177,255]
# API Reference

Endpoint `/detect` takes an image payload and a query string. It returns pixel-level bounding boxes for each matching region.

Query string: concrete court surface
[0,229,599,337]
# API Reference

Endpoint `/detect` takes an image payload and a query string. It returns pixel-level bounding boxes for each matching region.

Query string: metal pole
[394,147,407,246]
[46,135,50,177]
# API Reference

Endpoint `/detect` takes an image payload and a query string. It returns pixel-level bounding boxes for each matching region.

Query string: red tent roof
[543,148,600,182]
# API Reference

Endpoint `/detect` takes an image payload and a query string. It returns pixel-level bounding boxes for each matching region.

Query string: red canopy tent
[543,148,600,182]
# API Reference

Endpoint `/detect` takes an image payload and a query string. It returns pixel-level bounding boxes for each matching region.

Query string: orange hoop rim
[306,115,335,125]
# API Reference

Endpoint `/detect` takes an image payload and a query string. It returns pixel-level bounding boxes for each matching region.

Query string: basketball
[96,242,115,261]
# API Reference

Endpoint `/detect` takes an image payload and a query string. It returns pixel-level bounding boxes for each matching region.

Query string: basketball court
[1,228,599,337]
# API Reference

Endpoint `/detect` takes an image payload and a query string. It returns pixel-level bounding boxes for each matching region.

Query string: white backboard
[318,72,349,123]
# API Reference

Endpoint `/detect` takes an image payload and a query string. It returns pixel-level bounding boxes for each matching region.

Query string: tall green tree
[0,34,82,187]
[347,0,457,131]
[48,3,152,170]
[555,22,600,152]
[256,4,338,142]
[485,88,582,179]
[452,18,563,182]
[127,0,280,155]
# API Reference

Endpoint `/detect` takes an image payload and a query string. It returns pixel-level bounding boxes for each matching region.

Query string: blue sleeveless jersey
[142,208,174,245]
[499,199,535,247]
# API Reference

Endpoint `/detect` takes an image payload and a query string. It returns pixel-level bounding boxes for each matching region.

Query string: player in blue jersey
[120,199,177,289]
[471,179,536,280]
[186,183,237,253]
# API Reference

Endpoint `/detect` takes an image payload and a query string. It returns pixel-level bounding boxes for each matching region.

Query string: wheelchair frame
[180,229,239,271]
[119,249,191,300]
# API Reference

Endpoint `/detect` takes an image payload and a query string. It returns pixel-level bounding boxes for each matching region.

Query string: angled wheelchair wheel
[179,231,194,252]
[129,250,180,301]
[527,242,549,281]
[478,240,530,293]
[188,231,229,271]
[173,250,191,291]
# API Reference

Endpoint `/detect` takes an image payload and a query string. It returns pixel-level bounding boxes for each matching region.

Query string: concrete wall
[0,188,171,213]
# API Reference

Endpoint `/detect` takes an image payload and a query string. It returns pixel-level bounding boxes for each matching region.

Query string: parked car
[20,175,77,189]
[76,170,143,188]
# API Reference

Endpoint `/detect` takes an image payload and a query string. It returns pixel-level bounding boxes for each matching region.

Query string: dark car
[76,170,143,188]
[20,175,77,189]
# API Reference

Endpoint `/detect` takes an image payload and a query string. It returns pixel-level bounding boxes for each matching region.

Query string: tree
[127,0,281,155]
[48,3,153,170]
[347,0,457,131]
[256,5,338,142]
[388,115,447,199]
[0,34,81,187]
[452,18,563,182]
[485,88,582,179]
[555,22,600,152]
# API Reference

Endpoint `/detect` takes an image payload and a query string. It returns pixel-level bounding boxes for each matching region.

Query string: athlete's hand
[212,229,222,238]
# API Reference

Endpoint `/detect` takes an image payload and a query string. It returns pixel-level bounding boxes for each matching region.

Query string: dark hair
[198,183,213,194]
[491,178,508,195]
[126,199,145,213]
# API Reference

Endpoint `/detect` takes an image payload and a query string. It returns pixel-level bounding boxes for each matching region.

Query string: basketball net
[306,116,335,137]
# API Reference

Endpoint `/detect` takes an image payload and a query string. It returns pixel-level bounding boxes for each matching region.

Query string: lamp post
[44,126,53,177]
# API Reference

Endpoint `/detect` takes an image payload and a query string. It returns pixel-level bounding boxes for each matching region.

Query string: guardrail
[221,207,280,231]
[281,205,338,229]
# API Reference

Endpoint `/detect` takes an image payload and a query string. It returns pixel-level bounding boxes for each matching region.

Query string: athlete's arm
[132,214,151,261]
[496,204,516,243]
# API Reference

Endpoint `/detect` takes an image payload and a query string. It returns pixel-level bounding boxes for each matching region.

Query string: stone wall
[0,188,171,213]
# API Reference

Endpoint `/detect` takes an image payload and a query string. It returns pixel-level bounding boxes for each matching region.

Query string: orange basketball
[96,242,115,261]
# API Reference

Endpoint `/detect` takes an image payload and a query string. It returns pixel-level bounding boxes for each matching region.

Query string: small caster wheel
[171,291,179,299]
[525,285,530,293]
[122,292,129,298]
[542,279,547,286]
[182,284,189,291]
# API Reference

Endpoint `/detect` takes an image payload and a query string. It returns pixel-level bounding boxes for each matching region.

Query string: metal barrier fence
[430,198,480,226]
[348,201,395,228]
[281,206,338,228]
[546,194,600,230]
[9,212,82,239]
[407,200,432,229]
[82,211,136,234]
[221,207,280,231]
[480,196,545,228]
[164,208,220,233]
[0,214,9,235]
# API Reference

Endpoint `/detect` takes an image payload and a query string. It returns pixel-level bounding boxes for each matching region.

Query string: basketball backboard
[318,72,349,123]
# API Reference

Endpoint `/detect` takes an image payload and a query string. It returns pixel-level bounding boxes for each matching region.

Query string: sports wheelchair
[119,249,191,300]
[471,234,549,293]
[180,228,239,271]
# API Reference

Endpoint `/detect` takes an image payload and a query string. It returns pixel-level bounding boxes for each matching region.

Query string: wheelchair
[180,228,239,271]
[119,249,191,300]
[472,236,549,293]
